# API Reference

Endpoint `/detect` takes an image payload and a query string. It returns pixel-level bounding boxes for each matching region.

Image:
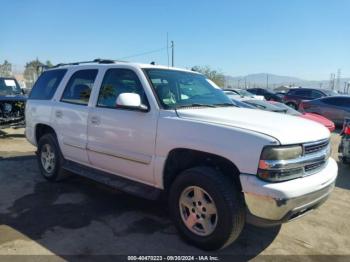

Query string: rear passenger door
[87,68,158,185]
[53,69,98,164]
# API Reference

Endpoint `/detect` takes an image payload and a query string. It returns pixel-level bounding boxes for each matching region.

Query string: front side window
[144,69,232,109]
[61,69,98,105]
[311,90,323,99]
[29,69,67,100]
[97,69,148,108]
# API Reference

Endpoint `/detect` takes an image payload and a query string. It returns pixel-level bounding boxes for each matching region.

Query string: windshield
[144,69,233,109]
[0,78,22,96]
[269,101,302,116]
[236,89,254,96]
[245,100,286,112]
[322,89,339,96]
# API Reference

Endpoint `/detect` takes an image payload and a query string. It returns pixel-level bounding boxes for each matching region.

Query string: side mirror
[116,93,148,111]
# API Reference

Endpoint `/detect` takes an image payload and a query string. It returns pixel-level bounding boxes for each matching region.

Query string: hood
[176,107,330,145]
[0,95,27,102]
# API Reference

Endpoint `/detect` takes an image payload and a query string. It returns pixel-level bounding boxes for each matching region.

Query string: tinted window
[61,70,97,105]
[294,89,311,97]
[29,69,67,100]
[337,97,350,106]
[311,90,323,99]
[322,97,340,105]
[97,69,147,108]
[247,88,257,94]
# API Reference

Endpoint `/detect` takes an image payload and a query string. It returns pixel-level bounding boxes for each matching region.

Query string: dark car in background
[283,88,338,110]
[230,98,335,131]
[300,96,350,126]
[247,88,283,102]
[0,77,26,128]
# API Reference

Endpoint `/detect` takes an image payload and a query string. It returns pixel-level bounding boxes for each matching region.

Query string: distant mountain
[225,73,350,90]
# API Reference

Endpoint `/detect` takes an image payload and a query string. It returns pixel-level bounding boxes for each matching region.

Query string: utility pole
[266,74,269,89]
[171,41,174,67]
[329,73,335,90]
[336,69,341,91]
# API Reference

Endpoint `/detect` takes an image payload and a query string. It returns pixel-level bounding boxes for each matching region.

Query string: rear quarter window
[29,69,67,100]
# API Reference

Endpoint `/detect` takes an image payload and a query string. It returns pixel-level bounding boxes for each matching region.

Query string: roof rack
[51,58,126,68]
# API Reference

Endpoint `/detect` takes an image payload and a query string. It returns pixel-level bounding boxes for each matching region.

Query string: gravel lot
[0,128,349,260]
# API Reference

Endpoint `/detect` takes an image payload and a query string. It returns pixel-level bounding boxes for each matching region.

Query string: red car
[269,101,335,132]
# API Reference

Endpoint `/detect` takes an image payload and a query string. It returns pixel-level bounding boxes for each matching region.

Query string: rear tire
[37,133,68,181]
[168,166,245,250]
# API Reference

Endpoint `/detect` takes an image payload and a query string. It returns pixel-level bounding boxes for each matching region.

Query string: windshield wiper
[176,103,216,109]
[213,103,236,107]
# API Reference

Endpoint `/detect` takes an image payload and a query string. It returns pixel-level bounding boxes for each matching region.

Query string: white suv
[25,59,338,250]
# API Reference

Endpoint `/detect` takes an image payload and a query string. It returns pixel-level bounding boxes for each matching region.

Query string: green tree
[45,60,53,67]
[23,59,46,88]
[191,65,225,87]
[0,60,12,77]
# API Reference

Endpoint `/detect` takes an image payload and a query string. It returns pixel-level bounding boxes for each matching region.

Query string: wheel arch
[35,123,57,144]
[163,148,242,192]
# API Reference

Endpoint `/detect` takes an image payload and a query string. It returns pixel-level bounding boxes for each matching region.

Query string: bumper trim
[244,180,335,222]
[246,187,331,227]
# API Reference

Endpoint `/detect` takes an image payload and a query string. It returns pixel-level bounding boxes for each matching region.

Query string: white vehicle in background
[224,88,264,100]
[26,59,337,250]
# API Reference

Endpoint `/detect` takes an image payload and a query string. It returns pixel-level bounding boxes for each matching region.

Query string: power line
[117,46,169,60]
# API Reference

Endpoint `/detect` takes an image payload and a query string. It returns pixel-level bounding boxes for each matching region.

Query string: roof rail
[51,58,126,68]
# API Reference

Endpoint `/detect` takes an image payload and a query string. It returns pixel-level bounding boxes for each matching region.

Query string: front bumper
[240,157,338,226]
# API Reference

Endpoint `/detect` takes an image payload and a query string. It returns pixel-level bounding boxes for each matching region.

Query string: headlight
[258,145,303,182]
[260,145,302,160]
[3,103,12,113]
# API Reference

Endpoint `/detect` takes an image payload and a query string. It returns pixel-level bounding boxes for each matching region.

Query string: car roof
[45,62,201,75]
[289,88,325,91]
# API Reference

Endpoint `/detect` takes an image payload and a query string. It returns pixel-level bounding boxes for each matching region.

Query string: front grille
[302,139,330,175]
[304,139,329,155]
[305,161,326,173]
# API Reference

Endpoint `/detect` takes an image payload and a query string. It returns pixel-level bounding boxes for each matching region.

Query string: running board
[63,160,162,200]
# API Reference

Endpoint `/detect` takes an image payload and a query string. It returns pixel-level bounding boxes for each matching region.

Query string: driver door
[87,68,158,185]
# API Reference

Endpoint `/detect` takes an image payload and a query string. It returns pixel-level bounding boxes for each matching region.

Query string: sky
[1,0,349,80]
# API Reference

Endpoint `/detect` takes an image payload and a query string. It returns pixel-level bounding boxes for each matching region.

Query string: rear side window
[29,69,67,100]
[322,97,339,105]
[294,89,311,97]
[61,69,98,105]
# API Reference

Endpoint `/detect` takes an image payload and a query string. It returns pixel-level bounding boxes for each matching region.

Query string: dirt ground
[0,128,349,260]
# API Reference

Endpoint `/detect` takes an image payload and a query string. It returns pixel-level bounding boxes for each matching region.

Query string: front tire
[37,133,67,181]
[168,166,245,250]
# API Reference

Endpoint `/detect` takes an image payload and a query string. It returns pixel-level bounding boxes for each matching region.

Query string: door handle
[55,110,63,118]
[90,116,100,125]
